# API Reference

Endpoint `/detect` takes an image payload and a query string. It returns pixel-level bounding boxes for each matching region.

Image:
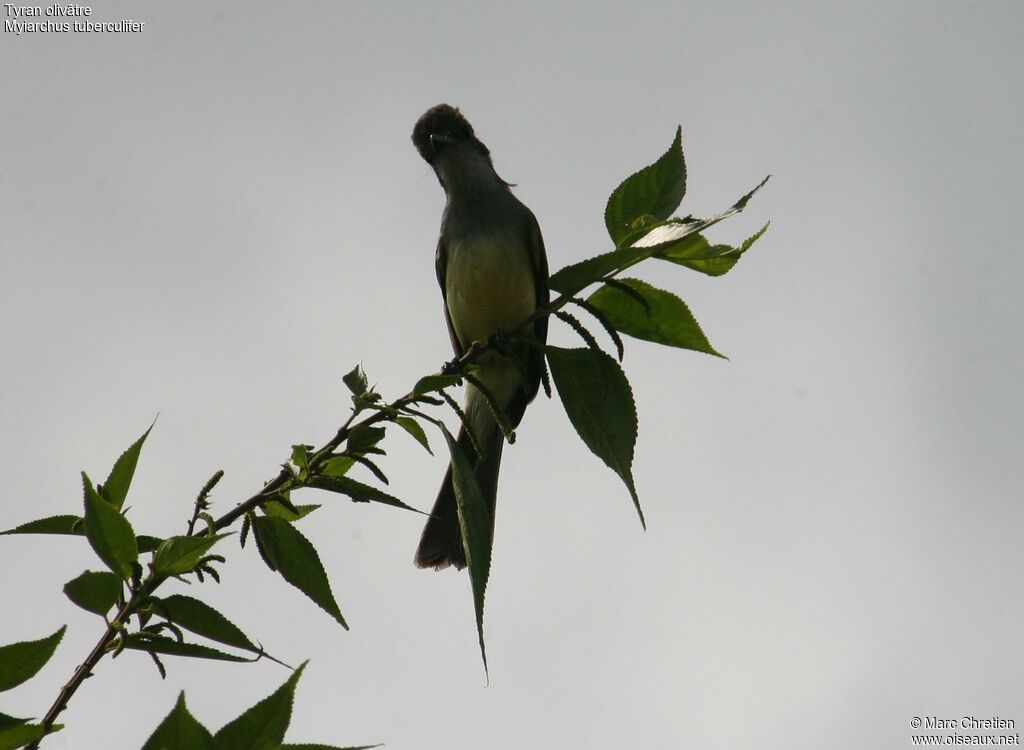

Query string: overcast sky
[2,2,1022,749]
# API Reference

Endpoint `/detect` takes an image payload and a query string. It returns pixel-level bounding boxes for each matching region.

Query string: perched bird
[411,104,549,570]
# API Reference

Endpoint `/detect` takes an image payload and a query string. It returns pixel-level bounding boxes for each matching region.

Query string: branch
[26,580,156,750]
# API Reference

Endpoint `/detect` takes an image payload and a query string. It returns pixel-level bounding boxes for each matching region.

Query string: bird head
[412,103,491,165]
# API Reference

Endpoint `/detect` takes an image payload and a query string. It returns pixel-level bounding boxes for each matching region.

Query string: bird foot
[487,328,512,354]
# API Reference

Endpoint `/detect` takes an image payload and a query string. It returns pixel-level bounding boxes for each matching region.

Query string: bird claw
[487,329,511,354]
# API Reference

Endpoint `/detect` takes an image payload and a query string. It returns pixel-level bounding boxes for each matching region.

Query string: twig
[27,264,584,746]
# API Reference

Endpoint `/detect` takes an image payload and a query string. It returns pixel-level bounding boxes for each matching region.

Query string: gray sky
[2,2,1022,748]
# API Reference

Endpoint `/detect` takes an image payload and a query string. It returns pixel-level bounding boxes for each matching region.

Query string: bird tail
[414,420,503,570]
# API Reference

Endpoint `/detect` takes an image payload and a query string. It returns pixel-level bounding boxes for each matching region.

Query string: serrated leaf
[265,493,300,517]
[546,347,644,527]
[587,278,723,357]
[342,364,368,395]
[251,517,347,629]
[152,534,230,577]
[156,595,258,653]
[263,501,320,522]
[82,473,138,580]
[321,455,355,477]
[0,714,28,732]
[122,634,252,663]
[633,177,770,252]
[547,246,646,297]
[570,297,626,361]
[1,516,161,558]
[413,373,462,396]
[63,570,121,616]
[291,445,311,471]
[347,425,386,455]
[0,626,66,692]
[141,692,215,750]
[440,425,491,677]
[0,723,59,750]
[605,126,686,245]
[213,662,306,750]
[740,221,769,250]
[137,535,165,553]
[659,235,739,276]
[98,420,154,511]
[395,416,433,454]
[305,475,420,513]
[351,455,389,485]
[733,176,770,210]
[0,514,82,537]
[656,222,769,276]
[554,310,606,357]
[550,177,769,297]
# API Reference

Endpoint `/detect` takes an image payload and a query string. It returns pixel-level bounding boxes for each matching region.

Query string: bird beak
[429,132,453,157]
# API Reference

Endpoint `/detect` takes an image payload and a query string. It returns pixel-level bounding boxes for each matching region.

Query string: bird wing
[435,233,466,359]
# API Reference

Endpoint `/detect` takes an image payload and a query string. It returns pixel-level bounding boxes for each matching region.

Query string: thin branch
[26,580,156,750]
[26,253,610,747]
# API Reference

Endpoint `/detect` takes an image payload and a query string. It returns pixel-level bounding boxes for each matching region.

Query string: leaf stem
[27,578,158,749]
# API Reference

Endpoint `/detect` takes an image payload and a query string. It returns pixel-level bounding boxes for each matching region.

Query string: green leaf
[155,595,258,653]
[440,425,491,677]
[350,455,389,485]
[605,126,686,245]
[213,662,306,750]
[587,278,723,357]
[546,347,644,527]
[122,634,252,663]
[733,176,770,211]
[549,176,770,297]
[251,517,347,629]
[305,475,421,513]
[291,445,312,471]
[263,501,320,522]
[0,723,60,750]
[570,297,626,361]
[0,714,28,732]
[98,420,154,511]
[413,373,462,397]
[395,416,433,454]
[82,473,138,580]
[547,246,646,297]
[137,535,166,553]
[265,493,301,518]
[0,626,66,692]
[141,692,215,750]
[554,310,606,357]
[347,425,386,455]
[63,571,121,616]
[0,514,82,537]
[656,222,769,276]
[342,364,368,395]
[0,516,162,553]
[321,455,355,477]
[151,534,230,577]
[631,176,770,253]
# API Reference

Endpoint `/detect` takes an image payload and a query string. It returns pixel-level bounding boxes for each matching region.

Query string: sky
[2,2,1022,748]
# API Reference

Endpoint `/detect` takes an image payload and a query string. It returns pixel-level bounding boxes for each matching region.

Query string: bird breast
[445,233,536,350]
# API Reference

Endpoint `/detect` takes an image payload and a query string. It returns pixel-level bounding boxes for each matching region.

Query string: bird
[411,104,549,570]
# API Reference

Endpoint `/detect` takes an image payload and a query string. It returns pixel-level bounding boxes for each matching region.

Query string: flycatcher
[411,104,549,570]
